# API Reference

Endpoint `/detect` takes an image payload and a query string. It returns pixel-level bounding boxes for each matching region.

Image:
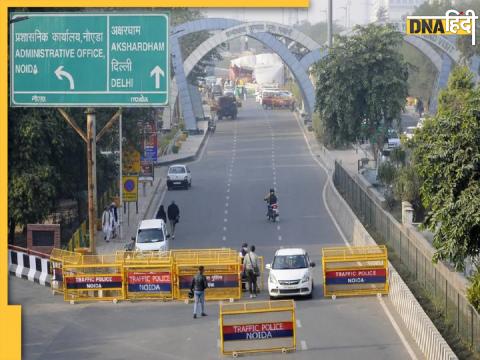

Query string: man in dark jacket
[156,205,167,223]
[167,201,180,238]
[190,266,208,318]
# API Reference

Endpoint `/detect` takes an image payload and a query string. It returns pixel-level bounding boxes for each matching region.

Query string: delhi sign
[10,12,169,106]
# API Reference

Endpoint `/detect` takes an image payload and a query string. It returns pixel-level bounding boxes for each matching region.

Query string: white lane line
[296,319,302,328]
[227,188,230,193]
[277,225,281,231]
[278,235,282,241]
[226,196,230,200]
[222,236,227,241]
[225,203,229,207]
[300,340,308,351]
[224,218,228,222]
[379,297,418,360]
[223,226,227,231]
[294,112,417,360]
[224,210,228,215]
[217,339,221,348]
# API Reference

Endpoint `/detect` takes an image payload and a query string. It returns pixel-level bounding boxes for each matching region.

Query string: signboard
[139,161,154,182]
[10,12,169,106]
[127,271,171,293]
[325,268,387,285]
[222,322,294,341]
[179,274,239,289]
[141,119,158,162]
[65,275,123,289]
[123,148,141,174]
[122,176,138,202]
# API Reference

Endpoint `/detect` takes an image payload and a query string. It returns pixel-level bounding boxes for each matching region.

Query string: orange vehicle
[261,90,295,111]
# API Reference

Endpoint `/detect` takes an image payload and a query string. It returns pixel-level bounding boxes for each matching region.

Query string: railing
[333,160,480,353]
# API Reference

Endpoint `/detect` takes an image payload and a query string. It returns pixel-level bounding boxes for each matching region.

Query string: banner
[127,271,171,293]
[325,268,387,285]
[65,275,123,289]
[141,119,158,163]
[139,161,154,182]
[179,274,239,289]
[223,321,294,341]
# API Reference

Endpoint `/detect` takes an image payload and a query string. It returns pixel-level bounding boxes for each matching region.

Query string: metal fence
[333,161,480,353]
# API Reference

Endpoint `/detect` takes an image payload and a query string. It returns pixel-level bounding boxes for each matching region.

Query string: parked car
[167,164,192,190]
[133,219,169,252]
[266,248,315,299]
[386,129,401,148]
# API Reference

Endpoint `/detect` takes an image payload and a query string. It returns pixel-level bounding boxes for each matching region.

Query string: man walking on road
[156,205,167,223]
[167,201,180,238]
[243,245,260,298]
[190,265,208,319]
[101,206,112,243]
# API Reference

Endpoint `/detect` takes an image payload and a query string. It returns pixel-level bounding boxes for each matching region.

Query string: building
[369,0,427,22]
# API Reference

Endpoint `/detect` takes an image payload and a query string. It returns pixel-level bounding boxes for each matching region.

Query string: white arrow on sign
[150,65,165,89]
[54,66,75,90]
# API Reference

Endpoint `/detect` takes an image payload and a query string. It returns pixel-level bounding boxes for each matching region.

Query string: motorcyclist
[264,188,277,205]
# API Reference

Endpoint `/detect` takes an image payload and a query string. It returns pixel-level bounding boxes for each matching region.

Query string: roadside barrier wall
[8,245,51,286]
[322,245,389,297]
[219,300,296,356]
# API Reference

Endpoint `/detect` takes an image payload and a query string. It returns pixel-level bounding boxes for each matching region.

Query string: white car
[167,164,192,190]
[266,248,315,299]
[133,219,169,252]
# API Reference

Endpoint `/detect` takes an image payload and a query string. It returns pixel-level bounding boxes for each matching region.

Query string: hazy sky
[204,0,372,28]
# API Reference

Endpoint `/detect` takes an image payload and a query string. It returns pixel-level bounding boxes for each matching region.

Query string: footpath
[96,121,208,255]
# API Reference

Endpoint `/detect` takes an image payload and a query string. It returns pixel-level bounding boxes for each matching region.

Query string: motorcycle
[267,203,279,222]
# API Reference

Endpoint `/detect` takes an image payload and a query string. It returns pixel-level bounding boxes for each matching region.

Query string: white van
[133,219,169,252]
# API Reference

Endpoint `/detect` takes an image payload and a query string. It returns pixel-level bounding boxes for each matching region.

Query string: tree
[393,164,424,218]
[314,24,408,157]
[376,6,388,22]
[412,66,480,270]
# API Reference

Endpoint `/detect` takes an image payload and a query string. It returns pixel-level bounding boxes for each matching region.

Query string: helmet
[270,188,275,193]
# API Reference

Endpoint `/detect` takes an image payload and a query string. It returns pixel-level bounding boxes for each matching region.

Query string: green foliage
[467,270,480,312]
[412,66,480,270]
[314,24,408,155]
[393,164,423,208]
[390,147,406,168]
[378,162,397,186]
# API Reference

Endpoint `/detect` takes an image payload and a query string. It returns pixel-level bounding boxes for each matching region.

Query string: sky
[204,0,372,28]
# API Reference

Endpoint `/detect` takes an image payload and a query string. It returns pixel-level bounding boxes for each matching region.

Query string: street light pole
[119,110,123,241]
[86,108,97,254]
[328,0,333,48]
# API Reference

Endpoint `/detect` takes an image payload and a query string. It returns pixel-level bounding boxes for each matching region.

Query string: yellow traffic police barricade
[173,249,241,301]
[63,254,125,304]
[322,245,389,297]
[219,300,296,357]
[117,250,174,300]
[50,248,82,295]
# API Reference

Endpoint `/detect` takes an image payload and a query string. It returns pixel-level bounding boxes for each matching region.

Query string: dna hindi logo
[406,9,478,45]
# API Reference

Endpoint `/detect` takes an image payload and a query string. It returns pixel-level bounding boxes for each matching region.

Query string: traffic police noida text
[233,324,285,339]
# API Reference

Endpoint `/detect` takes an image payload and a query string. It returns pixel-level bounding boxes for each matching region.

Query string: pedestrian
[101,206,112,243]
[243,245,260,298]
[239,243,249,290]
[167,201,180,238]
[110,202,118,239]
[156,205,167,223]
[190,265,208,319]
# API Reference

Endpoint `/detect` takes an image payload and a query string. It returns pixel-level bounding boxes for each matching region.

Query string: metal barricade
[173,249,241,301]
[219,300,296,357]
[322,245,389,297]
[49,248,82,295]
[63,254,124,303]
[117,250,174,300]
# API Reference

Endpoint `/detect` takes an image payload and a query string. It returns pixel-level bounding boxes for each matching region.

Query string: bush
[390,147,406,168]
[467,270,480,312]
[171,145,179,154]
[377,161,397,186]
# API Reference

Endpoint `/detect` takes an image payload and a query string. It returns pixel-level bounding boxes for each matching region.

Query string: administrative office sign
[10,12,169,106]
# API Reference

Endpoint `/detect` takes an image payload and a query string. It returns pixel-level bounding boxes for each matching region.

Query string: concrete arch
[170,19,325,130]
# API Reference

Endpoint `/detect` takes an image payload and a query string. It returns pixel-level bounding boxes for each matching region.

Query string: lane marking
[278,235,282,241]
[225,203,229,207]
[227,188,230,193]
[223,226,227,231]
[226,196,230,200]
[217,339,221,348]
[294,112,417,360]
[277,225,281,231]
[222,236,227,241]
[300,340,308,351]
[224,210,228,215]
[224,218,228,222]
[296,319,302,328]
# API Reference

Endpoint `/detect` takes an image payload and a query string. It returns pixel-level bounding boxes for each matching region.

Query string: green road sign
[10,12,169,107]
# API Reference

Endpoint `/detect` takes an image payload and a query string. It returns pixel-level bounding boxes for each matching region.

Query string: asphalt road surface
[9,99,423,360]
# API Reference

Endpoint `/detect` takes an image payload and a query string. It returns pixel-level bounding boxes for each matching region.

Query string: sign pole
[119,110,123,241]
[86,108,97,254]
[328,0,333,48]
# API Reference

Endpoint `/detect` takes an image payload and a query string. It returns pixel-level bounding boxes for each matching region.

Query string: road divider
[322,245,389,297]
[219,300,296,357]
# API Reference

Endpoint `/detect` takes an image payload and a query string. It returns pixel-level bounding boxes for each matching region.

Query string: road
[9,99,423,359]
